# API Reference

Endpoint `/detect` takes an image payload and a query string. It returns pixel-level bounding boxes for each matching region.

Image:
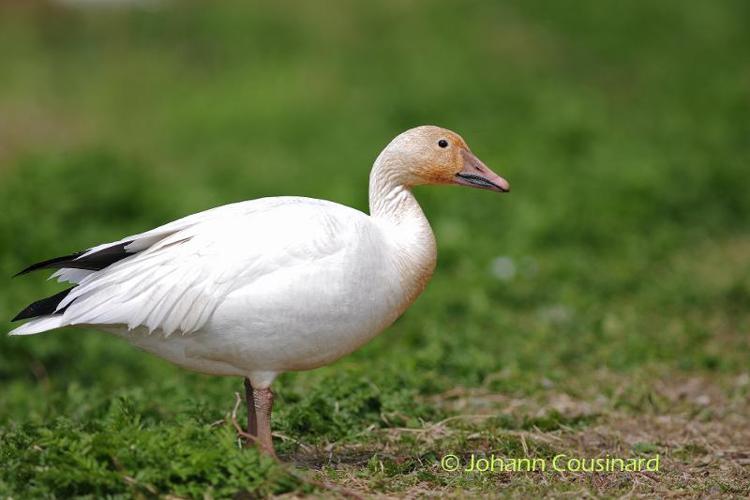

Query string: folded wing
[11,197,363,337]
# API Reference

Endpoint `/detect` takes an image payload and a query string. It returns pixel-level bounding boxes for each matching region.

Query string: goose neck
[368,156,420,223]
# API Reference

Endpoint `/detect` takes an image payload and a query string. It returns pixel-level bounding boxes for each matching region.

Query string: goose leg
[253,387,276,457]
[244,378,258,438]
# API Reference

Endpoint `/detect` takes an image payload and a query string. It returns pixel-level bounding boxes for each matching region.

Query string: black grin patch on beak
[455,173,509,192]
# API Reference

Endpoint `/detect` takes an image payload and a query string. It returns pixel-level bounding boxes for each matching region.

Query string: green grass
[1,0,749,497]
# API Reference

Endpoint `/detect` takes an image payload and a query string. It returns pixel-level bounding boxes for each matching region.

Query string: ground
[0,0,749,497]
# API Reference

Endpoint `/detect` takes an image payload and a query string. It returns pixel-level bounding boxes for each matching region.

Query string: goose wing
[11,197,368,337]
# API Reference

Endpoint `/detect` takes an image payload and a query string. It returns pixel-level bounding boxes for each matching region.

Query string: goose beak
[454,149,510,193]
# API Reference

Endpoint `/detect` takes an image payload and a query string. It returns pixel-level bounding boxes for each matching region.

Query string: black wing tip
[13,264,45,278]
[14,240,137,278]
[12,241,136,317]
[14,252,85,278]
[11,307,32,322]
[13,241,135,278]
[11,287,76,322]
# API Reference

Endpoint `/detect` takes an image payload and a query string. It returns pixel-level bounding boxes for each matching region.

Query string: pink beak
[453,149,510,193]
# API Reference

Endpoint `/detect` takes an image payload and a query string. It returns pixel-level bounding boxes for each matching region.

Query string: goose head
[376,125,510,193]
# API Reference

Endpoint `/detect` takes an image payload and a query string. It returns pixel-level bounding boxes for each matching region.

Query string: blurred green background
[1,0,749,497]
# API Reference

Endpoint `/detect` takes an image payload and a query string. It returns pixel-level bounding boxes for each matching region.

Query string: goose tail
[9,316,66,336]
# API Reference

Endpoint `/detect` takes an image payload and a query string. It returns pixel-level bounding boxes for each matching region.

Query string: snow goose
[10,125,509,456]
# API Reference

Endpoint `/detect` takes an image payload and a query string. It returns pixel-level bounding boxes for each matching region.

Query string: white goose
[10,126,509,455]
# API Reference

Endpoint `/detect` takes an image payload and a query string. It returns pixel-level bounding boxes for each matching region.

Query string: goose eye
[438,139,449,148]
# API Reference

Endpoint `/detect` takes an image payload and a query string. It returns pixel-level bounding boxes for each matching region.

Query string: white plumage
[13,197,405,382]
[10,125,509,455]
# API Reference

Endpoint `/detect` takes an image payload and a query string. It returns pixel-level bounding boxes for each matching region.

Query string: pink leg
[253,387,276,457]
[244,378,258,438]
